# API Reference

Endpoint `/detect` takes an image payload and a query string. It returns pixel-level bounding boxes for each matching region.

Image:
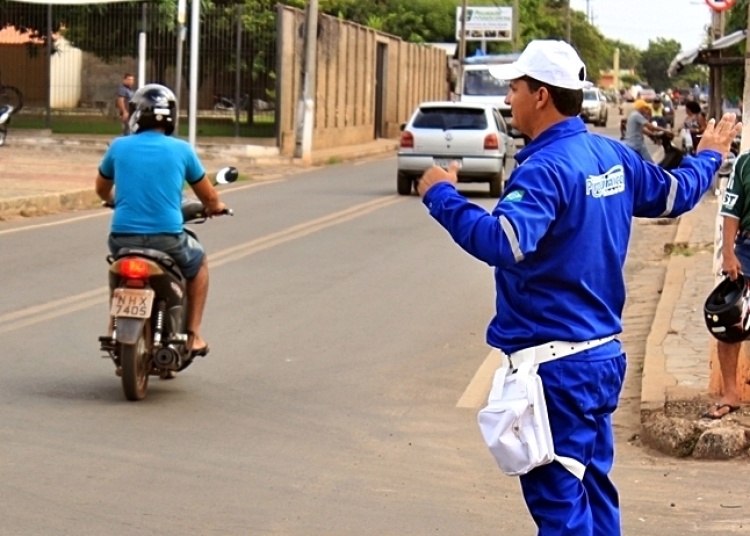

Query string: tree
[639,38,681,91]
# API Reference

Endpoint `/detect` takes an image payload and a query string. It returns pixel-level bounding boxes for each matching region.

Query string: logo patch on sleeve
[505,190,525,202]
[586,165,625,198]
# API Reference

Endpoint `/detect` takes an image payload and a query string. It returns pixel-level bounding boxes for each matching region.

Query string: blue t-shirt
[99,131,205,234]
[423,117,721,354]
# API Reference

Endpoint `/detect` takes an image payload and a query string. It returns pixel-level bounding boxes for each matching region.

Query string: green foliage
[638,38,681,91]
[722,0,748,101]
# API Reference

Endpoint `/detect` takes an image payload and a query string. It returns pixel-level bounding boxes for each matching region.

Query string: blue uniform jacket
[423,117,721,354]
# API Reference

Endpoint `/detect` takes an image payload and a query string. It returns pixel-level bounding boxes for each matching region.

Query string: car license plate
[110,288,155,319]
[434,158,462,169]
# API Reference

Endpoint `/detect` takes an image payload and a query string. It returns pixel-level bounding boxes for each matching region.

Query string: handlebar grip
[221,208,234,216]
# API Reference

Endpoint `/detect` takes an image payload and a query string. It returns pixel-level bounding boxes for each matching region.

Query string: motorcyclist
[95,83,226,359]
[622,99,671,162]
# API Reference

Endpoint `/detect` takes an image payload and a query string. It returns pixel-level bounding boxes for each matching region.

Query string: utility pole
[565,0,571,43]
[740,0,750,152]
[456,0,468,99]
[294,0,319,162]
[174,0,186,134]
[708,8,725,122]
[513,0,520,51]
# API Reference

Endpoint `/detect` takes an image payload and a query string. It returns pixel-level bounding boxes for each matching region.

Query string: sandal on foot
[188,345,210,359]
[186,330,210,359]
[701,403,740,420]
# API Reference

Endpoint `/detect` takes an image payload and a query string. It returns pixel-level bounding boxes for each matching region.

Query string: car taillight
[400,131,414,149]
[484,133,500,150]
[120,258,149,279]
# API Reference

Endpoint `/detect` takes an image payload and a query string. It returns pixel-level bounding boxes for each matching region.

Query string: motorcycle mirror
[215,166,239,185]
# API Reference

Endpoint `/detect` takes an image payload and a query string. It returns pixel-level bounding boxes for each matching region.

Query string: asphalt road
[2,116,749,535]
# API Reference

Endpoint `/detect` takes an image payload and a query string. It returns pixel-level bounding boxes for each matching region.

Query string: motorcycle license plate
[434,158,462,169]
[110,288,155,319]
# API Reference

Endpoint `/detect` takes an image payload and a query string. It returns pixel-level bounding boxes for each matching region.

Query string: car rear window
[412,107,488,130]
[583,90,598,100]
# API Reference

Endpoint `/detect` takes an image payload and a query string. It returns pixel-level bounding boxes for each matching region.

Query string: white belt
[500,336,616,370]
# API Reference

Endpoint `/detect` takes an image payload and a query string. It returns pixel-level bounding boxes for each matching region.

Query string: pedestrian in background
[684,100,708,155]
[623,99,671,162]
[115,73,135,136]
[416,39,741,536]
[709,150,750,419]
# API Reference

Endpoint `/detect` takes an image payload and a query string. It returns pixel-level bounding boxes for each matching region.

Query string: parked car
[580,88,608,127]
[397,101,514,197]
[637,87,657,102]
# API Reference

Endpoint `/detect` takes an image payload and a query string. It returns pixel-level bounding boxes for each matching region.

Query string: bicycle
[0,70,24,147]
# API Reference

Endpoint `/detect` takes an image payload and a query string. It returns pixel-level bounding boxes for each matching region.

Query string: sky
[569,0,717,52]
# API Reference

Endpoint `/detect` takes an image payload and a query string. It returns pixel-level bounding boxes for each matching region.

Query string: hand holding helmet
[704,274,750,343]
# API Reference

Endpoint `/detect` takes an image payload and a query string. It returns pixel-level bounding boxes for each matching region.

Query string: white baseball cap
[488,40,590,90]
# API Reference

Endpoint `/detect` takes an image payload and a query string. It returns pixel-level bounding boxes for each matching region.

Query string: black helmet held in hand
[704,274,750,344]
[128,84,176,136]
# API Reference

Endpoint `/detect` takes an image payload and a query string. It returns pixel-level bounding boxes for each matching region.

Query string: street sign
[704,0,736,11]
[456,6,513,42]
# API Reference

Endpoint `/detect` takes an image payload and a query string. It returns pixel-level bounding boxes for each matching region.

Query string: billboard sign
[456,6,513,42]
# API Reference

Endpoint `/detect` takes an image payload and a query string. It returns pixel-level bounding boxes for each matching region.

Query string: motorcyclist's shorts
[108,232,205,279]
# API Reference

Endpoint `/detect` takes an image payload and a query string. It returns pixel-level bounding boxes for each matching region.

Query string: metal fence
[0,0,277,128]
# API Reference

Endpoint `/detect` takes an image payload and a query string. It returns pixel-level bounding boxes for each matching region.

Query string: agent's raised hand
[417,161,460,198]
[697,113,742,159]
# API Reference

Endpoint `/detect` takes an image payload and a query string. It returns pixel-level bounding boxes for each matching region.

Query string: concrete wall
[0,45,47,105]
[276,6,448,156]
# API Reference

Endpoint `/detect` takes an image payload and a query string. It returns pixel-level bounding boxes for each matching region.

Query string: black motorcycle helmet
[128,84,176,136]
[704,274,750,343]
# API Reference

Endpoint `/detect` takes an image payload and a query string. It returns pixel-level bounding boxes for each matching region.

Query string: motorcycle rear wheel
[119,323,151,401]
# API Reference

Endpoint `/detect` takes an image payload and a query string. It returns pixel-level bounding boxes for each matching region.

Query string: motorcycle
[0,105,13,146]
[98,167,238,401]
[213,93,249,113]
[0,75,24,146]
[654,130,684,170]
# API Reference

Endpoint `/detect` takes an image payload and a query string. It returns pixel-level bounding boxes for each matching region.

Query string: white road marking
[456,349,501,409]
[0,195,404,333]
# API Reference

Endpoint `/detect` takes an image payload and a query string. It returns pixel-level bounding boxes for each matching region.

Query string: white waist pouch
[477,361,555,476]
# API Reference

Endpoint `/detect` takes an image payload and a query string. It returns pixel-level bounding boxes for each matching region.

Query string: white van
[459,53,522,138]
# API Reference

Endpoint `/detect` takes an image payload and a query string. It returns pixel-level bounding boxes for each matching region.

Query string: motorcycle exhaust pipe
[154,346,182,371]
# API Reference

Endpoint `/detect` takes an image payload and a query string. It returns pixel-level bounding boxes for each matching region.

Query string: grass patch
[12,113,275,138]
[664,242,713,256]
[325,156,343,165]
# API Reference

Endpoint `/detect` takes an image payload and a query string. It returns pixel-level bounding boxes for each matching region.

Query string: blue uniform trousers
[519,350,626,536]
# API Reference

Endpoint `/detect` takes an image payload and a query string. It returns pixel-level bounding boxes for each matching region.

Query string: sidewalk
[641,192,750,459]
[0,132,399,220]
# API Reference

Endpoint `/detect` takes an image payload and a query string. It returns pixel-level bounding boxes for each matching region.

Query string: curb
[640,218,685,415]
[0,189,101,220]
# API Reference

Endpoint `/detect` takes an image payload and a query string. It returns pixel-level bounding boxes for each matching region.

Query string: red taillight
[120,258,149,279]
[400,131,414,149]
[484,133,500,150]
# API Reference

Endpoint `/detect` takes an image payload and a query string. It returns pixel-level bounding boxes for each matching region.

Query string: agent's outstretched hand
[696,113,742,159]
[417,161,460,198]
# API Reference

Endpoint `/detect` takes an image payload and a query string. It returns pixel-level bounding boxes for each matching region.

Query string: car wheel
[397,171,413,196]
[489,168,504,198]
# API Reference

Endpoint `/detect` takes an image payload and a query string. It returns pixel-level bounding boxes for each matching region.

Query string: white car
[580,88,608,127]
[397,101,514,197]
